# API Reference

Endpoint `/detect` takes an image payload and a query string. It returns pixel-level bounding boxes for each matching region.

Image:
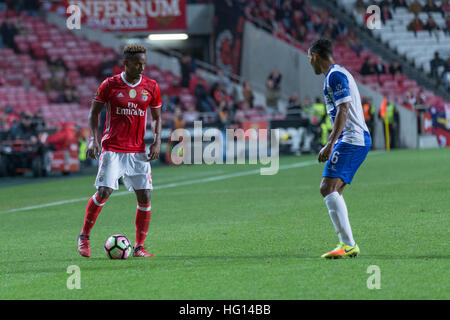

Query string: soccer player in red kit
[77,44,162,258]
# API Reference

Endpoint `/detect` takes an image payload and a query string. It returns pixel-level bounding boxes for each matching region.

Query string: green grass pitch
[0,148,449,299]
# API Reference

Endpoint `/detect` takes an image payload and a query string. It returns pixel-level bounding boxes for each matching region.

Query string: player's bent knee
[319,183,335,198]
[136,189,151,204]
[97,187,113,200]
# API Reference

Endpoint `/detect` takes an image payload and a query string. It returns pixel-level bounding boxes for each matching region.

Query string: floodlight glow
[148,33,189,41]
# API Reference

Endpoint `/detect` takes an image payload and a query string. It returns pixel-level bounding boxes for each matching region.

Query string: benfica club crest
[141,90,149,101]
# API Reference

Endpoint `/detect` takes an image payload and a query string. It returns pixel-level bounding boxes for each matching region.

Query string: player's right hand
[86,139,100,160]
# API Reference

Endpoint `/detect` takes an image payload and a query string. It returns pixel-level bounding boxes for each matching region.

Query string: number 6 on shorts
[331,151,339,164]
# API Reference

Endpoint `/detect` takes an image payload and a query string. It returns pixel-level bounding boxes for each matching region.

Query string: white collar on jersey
[121,72,142,87]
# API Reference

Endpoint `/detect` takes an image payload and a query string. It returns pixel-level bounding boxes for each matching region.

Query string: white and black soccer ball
[104,234,131,259]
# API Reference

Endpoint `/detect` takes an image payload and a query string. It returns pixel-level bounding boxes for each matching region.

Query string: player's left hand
[318,143,333,163]
[147,142,161,161]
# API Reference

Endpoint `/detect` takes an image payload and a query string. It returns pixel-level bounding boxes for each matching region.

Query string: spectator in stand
[355,0,367,14]
[446,14,450,35]
[98,55,116,79]
[430,51,446,86]
[47,58,67,92]
[405,88,417,106]
[112,56,123,75]
[286,93,304,120]
[194,73,214,112]
[407,14,425,35]
[3,106,19,131]
[32,109,46,131]
[362,97,375,140]
[264,78,281,114]
[63,87,79,103]
[415,87,427,105]
[302,96,312,111]
[294,24,307,42]
[161,93,177,113]
[215,101,233,130]
[5,0,15,10]
[11,112,38,144]
[360,57,376,75]
[430,51,446,78]
[280,0,293,31]
[242,81,254,109]
[184,104,200,123]
[0,108,8,131]
[393,0,408,10]
[46,122,77,151]
[180,54,195,88]
[381,5,393,24]
[379,99,400,149]
[171,107,186,131]
[267,69,282,90]
[408,0,423,15]
[273,21,287,38]
[348,36,364,57]
[425,13,441,37]
[287,94,300,111]
[423,0,443,15]
[389,61,403,76]
[374,57,387,75]
[0,18,18,49]
[216,69,232,95]
[189,69,205,94]
[23,0,40,16]
[210,81,227,107]
[443,58,450,90]
[323,17,342,40]
[378,0,394,10]
[442,0,450,14]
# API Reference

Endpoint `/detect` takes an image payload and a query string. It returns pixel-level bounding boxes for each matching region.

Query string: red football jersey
[94,72,161,153]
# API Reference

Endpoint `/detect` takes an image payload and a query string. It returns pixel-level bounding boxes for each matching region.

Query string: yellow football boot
[321,242,360,259]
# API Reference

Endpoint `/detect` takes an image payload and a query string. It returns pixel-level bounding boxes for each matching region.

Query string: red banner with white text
[51,0,187,32]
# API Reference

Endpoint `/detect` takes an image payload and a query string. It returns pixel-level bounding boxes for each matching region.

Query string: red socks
[135,202,151,248]
[81,192,107,236]
[81,195,151,248]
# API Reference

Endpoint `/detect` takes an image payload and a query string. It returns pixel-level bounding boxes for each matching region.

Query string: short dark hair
[309,38,333,59]
[123,44,146,59]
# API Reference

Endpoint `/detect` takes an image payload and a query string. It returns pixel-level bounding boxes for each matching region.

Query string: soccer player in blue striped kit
[307,39,372,258]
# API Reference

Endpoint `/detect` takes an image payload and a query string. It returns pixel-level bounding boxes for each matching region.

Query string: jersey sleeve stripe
[150,105,162,109]
[335,96,352,107]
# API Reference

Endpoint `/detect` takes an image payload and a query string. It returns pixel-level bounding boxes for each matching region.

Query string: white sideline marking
[0,160,318,215]
[0,151,383,216]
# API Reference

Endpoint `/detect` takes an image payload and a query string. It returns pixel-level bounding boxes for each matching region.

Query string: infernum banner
[53,0,186,32]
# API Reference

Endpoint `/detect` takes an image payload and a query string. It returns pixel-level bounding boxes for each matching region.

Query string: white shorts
[95,151,152,192]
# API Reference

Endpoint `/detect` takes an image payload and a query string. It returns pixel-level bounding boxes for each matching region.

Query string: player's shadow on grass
[156,253,317,261]
[1,253,317,275]
[357,254,450,260]
[2,257,152,275]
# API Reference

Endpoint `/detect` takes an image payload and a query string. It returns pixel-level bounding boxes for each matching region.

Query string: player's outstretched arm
[148,107,162,161]
[318,102,350,163]
[86,100,105,160]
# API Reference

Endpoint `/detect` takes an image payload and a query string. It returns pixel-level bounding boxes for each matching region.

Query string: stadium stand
[0,8,265,131]
[338,0,450,94]
[0,0,447,158]
[240,0,448,111]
